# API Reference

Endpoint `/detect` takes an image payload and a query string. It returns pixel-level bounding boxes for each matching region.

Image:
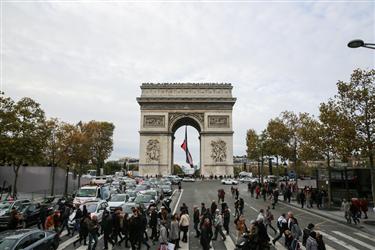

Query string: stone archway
[137,83,236,177]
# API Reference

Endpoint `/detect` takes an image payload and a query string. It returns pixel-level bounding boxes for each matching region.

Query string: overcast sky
[2,1,374,167]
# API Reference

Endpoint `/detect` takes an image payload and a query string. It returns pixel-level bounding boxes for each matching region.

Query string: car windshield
[123,205,134,214]
[134,195,152,203]
[110,195,127,202]
[77,188,97,197]
[161,185,170,189]
[0,239,17,250]
[81,203,98,213]
[0,203,11,210]
[126,191,136,197]
[135,186,146,191]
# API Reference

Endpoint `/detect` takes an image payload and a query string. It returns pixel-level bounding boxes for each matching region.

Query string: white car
[221,179,238,185]
[182,177,195,182]
[108,194,130,212]
[69,200,108,227]
[239,177,253,183]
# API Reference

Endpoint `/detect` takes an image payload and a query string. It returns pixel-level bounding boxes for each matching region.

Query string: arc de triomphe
[137,83,236,177]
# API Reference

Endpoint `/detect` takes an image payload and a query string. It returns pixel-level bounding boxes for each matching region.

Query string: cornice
[140,83,233,89]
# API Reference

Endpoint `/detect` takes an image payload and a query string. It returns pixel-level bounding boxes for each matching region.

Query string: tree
[336,68,375,205]
[43,118,64,195]
[0,96,15,166]
[264,118,291,170]
[280,111,311,176]
[3,97,47,197]
[246,129,268,182]
[173,164,184,175]
[85,121,115,174]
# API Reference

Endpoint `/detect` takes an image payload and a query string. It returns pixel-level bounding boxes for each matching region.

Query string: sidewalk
[280,198,375,236]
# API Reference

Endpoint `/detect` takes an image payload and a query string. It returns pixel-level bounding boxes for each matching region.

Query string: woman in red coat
[360,198,368,219]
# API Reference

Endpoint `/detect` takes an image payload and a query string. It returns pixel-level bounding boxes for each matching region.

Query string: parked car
[221,179,238,185]
[108,194,130,213]
[0,229,59,250]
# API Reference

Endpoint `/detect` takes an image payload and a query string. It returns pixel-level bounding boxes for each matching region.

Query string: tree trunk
[64,166,69,196]
[369,151,375,207]
[12,165,20,198]
[327,156,332,209]
[78,163,82,188]
[50,164,56,196]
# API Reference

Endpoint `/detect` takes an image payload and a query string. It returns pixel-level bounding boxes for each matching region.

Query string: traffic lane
[235,183,375,250]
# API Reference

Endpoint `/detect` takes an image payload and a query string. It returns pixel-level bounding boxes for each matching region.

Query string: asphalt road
[55,180,375,250]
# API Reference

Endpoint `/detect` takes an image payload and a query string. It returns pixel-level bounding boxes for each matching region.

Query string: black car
[0,201,31,231]
[160,185,173,196]
[0,202,44,230]
[0,229,59,250]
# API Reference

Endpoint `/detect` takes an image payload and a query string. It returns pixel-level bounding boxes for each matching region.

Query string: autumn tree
[336,68,375,205]
[43,118,66,195]
[0,97,47,197]
[246,129,268,182]
[85,121,115,174]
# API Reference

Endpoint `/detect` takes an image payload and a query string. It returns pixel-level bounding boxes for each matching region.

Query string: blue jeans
[88,232,98,250]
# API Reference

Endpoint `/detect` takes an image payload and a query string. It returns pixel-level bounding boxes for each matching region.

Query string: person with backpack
[272,213,288,245]
[302,223,315,247]
[290,217,302,241]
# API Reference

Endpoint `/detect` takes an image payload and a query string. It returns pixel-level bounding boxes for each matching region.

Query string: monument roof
[141,83,233,89]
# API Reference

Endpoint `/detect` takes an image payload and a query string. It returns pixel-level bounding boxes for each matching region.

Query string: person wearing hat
[303,223,315,247]
[212,209,226,241]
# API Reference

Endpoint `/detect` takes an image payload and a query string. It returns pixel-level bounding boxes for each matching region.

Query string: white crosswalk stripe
[332,231,374,250]
[223,235,237,250]
[57,235,79,250]
[319,231,360,250]
[354,232,375,242]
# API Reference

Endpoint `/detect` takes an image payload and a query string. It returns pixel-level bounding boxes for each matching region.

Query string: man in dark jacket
[223,207,230,235]
[302,223,315,247]
[101,211,114,250]
[193,206,201,237]
[149,207,158,242]
[200,218,213,250]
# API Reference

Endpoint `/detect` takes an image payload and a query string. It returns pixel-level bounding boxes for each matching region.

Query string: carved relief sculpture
[210,139,227,162]
[146,139,160,162]
[144,115,165,128]
[208,115,229,128]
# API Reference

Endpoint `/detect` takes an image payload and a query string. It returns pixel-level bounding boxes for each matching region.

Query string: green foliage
[173,164,184,175]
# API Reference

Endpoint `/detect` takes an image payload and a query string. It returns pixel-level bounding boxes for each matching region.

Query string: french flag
[181,126,194,168]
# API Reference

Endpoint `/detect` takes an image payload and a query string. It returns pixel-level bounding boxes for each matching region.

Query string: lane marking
[332,231,374,249]
[354,232,375,242]
[319,231,360,250]
[268,235,287,250]
[172,189,184,214]
[171,189,189,250]
[76,235,104,250]
[57,235,78,250]
[223,234,237,250]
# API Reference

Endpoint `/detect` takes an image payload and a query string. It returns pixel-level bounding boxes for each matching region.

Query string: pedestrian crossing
[54,222,375,250]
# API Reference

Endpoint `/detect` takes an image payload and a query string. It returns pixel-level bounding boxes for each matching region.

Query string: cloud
[3,1,374,166]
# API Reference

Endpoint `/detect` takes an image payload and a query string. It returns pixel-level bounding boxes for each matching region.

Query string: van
[73,185,110,205]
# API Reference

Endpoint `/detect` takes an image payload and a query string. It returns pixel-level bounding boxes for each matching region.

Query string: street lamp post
[347,39,375,50]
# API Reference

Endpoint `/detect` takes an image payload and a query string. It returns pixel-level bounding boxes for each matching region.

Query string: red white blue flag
[181,126,194,168]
